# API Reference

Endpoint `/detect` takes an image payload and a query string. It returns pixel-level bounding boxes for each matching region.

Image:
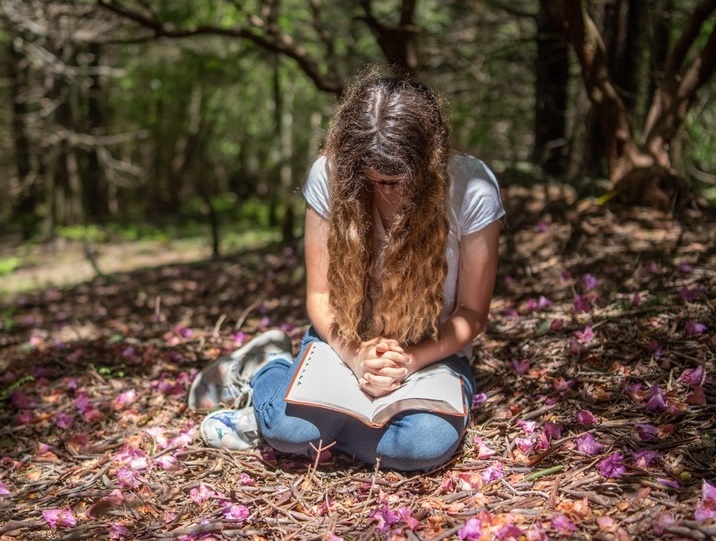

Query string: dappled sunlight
[1,188,715,539]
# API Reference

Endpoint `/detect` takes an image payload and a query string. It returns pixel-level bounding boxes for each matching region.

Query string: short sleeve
[302,156,330,218]
[458,158,506,236]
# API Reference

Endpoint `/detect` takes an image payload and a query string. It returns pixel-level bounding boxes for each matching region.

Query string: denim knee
[256,405,322,456]
[375,412,465,472]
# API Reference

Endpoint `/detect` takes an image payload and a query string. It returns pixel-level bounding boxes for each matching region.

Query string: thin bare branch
[96,0,343,93]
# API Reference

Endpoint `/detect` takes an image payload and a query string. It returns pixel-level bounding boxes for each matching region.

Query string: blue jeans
[250,328,476,472]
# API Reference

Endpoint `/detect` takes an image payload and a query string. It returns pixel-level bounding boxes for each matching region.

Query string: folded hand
[356,338,411,398]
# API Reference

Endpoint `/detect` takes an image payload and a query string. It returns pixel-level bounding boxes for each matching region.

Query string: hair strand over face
[323,70,451,345]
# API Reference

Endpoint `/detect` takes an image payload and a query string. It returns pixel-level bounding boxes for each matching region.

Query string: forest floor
[0,185,715,541]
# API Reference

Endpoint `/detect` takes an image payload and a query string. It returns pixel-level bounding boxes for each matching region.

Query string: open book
[284,341,466,427]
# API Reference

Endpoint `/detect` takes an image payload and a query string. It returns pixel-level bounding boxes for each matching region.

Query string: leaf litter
[1,188,715,540]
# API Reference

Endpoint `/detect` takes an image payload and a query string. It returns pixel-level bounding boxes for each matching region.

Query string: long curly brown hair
[323,71,451,345]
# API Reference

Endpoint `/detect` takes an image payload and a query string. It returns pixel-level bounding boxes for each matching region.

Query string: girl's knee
[377,413,465,471]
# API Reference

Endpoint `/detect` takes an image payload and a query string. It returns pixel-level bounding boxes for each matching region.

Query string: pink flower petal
[576,410,597,426]
[576,433,604,455]
[551,514,577,534]
[653,513,675,535]
[472,392,488,408]
[686,321,707,336]
[458,517,483,540]
[223,504,249,521]
[370,502,400,533]
[695,481,716,521]
[631,449,661,468]
[597,452,626,478]
[634,423,658,441]
[108,523,129,540]
[687,386,706,405]
[42,507,77,529]
[189,482,216,505]
[480,461,503,483]
[473,437,496,460]
[397,506,421,530]
[54,413,75,429]
[575,326,595,343]
[582,273,599,292]
[512,359,530,375]
[679,366,705,386]
[116,467,141,489]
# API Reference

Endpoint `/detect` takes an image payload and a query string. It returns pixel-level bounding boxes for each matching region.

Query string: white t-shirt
[302,152,506,358]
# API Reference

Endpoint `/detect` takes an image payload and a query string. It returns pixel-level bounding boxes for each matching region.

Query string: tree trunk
[359,0,420,76]
[532,9,570,177]
[603,0,643,115]
[540,0,716,210]
[8,39,39,238]
[83,42,109,223]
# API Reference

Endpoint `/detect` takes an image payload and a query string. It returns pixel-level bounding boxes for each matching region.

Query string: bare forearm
[405,306,487,373]
[306,293,361,371]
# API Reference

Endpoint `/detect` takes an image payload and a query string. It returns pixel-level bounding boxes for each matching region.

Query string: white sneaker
[200,408,260,450]
[187,330,292,411]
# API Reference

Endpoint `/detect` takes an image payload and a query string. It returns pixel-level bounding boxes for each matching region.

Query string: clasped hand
[354,338,411,398]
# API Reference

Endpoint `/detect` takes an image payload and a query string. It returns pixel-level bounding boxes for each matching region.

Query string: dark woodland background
[0,2,715,541]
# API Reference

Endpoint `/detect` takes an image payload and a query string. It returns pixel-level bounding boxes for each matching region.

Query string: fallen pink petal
[657,478,681,490]
[645,385,667,411]
[108,523,129,539]
[582,273,599,291]
[686,386,707,405]
[370,502,400,533]
[676,262,694,275]
[653,513,676,535]
[679,365,705,386]
[480,461,504,483]
[189,482,216,505]
[42,507,77,529]
[114,389,137,408]
[597,452,626,478]
[573,294,591,313]
[155,455,178,470]
[575,326,595,343]
[551,513,577,534]
[10,391,35,409]
[473,437,496,459]
[525,521,549,541]
[631,449,661,468]
[472,392,488,407]
[512,358,530,375]
[634,422,658,441]
[396,506,421,530]
[576,433,604,455]
[458,517,483,540]
[516,419,537,433]
[116,467,141,489]
[686,321,707,336]
[576,409,597,426]
[695,480,716,521]
[543,422,563,440]
[54,412,75,429]
[222,504,250,521]
[552,377,574,393]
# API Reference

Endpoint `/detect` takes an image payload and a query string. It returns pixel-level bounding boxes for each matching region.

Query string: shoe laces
[221,377,253,409]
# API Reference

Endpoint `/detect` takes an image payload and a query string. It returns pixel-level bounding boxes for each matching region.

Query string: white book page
[285,342,466,425]
[286,342,375,417]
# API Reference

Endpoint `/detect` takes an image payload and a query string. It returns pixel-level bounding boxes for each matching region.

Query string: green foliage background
[0,0,714,245]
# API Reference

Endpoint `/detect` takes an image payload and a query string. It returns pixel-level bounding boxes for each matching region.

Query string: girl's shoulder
[448,152,505,234]
[303,155,331,218]
[448,152,502,203]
